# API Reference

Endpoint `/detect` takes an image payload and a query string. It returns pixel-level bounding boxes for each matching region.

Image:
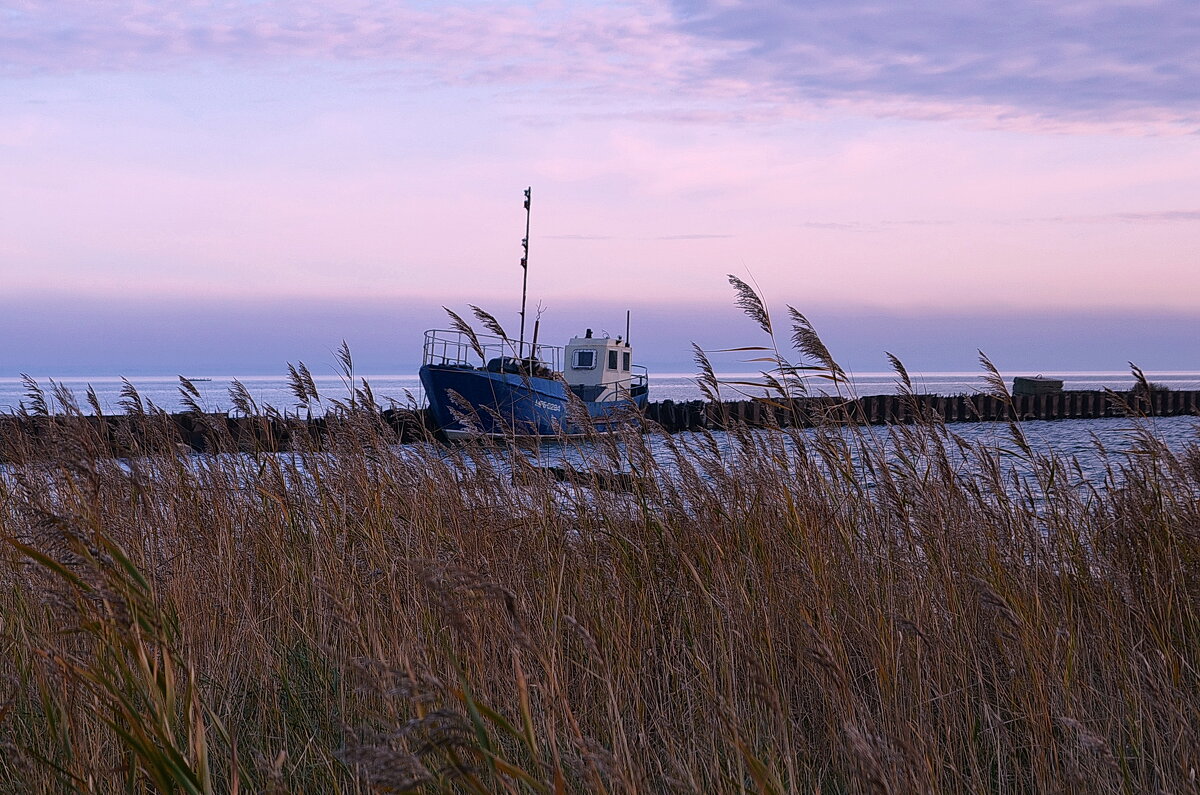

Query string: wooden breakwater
[0,390,1196,459]
[0,410,434,460]
[645,390,1200,432]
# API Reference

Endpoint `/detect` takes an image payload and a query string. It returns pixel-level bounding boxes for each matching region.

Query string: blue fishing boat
[419,188,649,440]
[419,327,648,439]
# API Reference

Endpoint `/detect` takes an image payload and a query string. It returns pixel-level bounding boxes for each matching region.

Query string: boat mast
[518,187,532,356]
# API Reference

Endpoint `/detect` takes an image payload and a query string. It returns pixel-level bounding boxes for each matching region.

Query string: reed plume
[0,297,1196,794]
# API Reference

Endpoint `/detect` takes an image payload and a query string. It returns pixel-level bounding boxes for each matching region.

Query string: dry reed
[0,287,1197,794]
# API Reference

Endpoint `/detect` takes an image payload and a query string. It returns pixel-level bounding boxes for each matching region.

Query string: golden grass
[0,293,1197,793]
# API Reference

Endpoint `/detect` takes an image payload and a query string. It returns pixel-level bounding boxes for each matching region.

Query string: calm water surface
[527,416,1200,488]
[2,373,1197,481]
[4,371,1200,415]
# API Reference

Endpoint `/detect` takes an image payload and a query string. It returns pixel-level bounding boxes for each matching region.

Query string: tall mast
[518,187,532,355]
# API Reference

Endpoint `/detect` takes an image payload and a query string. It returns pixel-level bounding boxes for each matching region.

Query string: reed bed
[1,290,1197,793]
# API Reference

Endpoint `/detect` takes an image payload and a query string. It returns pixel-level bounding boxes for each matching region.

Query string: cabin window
[573,349,596,369]
[622,351,630,371]
[608,350,618,370]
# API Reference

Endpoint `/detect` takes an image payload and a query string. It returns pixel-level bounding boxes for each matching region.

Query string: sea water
[1,371,1196,489]
[3,371,1200,416]
[1,372,1197,474]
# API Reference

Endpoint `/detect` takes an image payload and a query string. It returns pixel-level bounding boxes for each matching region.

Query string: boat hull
[419,364,646,440]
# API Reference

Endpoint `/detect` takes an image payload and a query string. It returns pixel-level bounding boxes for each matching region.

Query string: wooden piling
[2,389,1197,459]
[635,389,1200,433]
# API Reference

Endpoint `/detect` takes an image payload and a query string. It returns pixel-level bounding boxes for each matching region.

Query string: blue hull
[419,364,646,439]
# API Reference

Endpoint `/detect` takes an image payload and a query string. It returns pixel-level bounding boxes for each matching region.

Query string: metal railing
[421,329,563,373]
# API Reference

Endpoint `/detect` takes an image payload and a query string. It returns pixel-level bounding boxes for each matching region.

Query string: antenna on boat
[518,187,532,356]
[625,309,631,345]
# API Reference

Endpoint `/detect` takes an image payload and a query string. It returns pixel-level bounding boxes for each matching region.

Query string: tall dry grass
[0,283,1197,793]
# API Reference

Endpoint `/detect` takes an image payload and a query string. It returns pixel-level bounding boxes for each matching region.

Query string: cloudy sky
[2,0,1198,375]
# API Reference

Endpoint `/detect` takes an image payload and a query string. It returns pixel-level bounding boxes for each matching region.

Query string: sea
[1,370,1197,482]
[4,371,1200,417]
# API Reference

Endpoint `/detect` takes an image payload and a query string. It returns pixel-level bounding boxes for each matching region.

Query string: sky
[1,0,1198,376]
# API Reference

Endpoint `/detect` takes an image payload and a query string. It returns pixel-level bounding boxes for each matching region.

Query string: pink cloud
[6,1,1198,131]
[0,1,718,94]
[4,0,1200,324]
